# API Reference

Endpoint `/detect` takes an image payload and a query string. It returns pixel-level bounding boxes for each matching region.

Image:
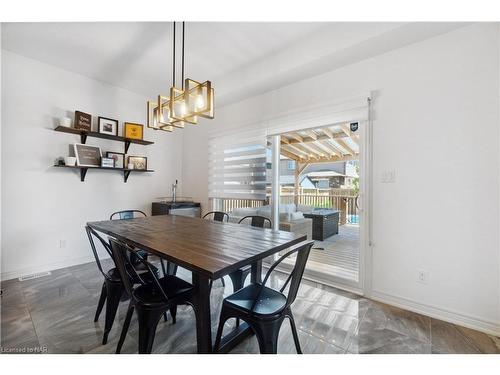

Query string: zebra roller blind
[208,129,267,200]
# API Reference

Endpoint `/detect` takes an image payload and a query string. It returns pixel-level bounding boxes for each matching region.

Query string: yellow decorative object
[124,122,144,140]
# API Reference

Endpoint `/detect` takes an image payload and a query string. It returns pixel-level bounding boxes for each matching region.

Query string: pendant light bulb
[195,94,205,109]
[179,101,187,116]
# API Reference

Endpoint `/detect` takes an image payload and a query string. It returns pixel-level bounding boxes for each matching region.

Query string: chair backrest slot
[109,238,170,303]
[203,211,229,222]
[250,240,313,312]
[86,225,115,278]
[238,215,272,229]
[110,210,147,220]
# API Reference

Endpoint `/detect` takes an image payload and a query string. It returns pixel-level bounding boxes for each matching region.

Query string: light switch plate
[381,170,396,183]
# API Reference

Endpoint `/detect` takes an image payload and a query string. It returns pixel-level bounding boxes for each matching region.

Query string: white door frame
[266,95,373,297]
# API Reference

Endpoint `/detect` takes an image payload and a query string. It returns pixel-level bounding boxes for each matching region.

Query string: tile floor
[1,259,499,354]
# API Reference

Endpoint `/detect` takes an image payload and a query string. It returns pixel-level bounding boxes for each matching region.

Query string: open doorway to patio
[276,122,363,287]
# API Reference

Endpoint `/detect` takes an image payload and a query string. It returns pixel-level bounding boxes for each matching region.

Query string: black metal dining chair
[110,238,195,354]
[86,225,165,345]
[203,211,229,222]
[110,210,149,264]
[110,209,175,277]
[214,240,314,354]
[229,216,273,292]
[203,211,229,288]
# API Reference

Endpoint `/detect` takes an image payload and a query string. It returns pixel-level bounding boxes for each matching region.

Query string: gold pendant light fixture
[147,22,214,132]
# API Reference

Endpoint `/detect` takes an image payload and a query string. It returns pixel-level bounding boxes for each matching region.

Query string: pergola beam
[281,132,348,145]
[301,154,359,163]
[335,138,356,155]
[280,147,301,161]
[282,143,310,159]
[315,140,341,156]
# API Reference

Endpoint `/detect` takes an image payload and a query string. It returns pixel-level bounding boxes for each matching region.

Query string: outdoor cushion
[297,204,313,214]
[233,207,259,216]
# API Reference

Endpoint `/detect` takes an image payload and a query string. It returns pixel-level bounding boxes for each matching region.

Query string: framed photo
[124,122,144,140]
[127,156,147,170]
[100,157,115,168]
[74,111,92,131]
[97,117,118,136]
[73,143,101,167]
[106,152,125,169]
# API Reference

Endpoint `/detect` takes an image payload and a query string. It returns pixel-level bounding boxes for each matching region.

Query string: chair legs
[250,317,285,354]
[214,306,300,354]
[94,282,107,322]
[136,308,165,354]
[102,280,124,345]
[213,310,230,353]
[116,301,135,353]
[286,310,302,354]
[169,305,177,324]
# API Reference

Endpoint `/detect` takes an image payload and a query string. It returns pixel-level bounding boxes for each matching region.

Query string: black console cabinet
[152,201,201,217]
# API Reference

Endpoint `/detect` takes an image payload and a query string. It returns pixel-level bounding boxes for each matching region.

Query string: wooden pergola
[279,123,360,205]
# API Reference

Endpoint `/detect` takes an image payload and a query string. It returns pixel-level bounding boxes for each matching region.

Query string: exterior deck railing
[210,197,267,213]
[211,188,359,225]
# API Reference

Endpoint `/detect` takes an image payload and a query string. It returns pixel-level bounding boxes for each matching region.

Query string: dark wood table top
[87,215,306,279]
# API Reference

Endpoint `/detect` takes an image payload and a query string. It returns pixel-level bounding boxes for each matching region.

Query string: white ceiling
[1,22,469,106]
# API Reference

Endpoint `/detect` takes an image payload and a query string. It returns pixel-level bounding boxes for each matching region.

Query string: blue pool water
[348,215,359,224]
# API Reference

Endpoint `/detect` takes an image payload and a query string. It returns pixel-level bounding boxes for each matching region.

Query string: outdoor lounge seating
[227,203,313,240]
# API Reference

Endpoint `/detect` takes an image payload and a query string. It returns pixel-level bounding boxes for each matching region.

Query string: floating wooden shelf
[54,165,154,183]
[54,126,154,153]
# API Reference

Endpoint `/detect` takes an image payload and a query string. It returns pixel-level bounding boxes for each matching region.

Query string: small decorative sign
[74,111,92,131]
[101,157,115,168]
[124,122,144,140]
[350,122,359,132]
[74,143,101,167]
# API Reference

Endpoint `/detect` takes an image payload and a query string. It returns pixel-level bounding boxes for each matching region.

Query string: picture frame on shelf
[97,116,118,136]
[74,111,92,131]
[127,156,147,170]
[74,143,101,167]
[100,157,115,168]
[124,122,144,140]
[106,152,125,169]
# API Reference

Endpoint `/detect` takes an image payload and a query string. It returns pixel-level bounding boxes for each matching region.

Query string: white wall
[182,24,500,334]
[1,50,183,280]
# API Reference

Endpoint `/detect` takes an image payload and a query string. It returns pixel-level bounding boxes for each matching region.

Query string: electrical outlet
[59,239,67,249]
[417,269,429,284]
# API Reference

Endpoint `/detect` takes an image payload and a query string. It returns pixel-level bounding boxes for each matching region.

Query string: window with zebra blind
[208,129,268,201]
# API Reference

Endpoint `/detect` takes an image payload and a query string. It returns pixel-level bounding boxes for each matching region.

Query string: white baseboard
[371,290,500,337]
[0,255,96,282]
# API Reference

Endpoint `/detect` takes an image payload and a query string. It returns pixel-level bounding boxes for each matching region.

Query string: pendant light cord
[182,22,185,89]
[172,22,176,88]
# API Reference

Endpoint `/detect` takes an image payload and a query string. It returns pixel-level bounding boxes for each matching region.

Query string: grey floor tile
[454,325,500,354]
[430,318,481,354]
[367,302,431,343]
[2,261,500,355]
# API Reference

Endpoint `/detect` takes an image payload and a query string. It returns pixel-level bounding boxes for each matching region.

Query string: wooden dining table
[87,214,306,353]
